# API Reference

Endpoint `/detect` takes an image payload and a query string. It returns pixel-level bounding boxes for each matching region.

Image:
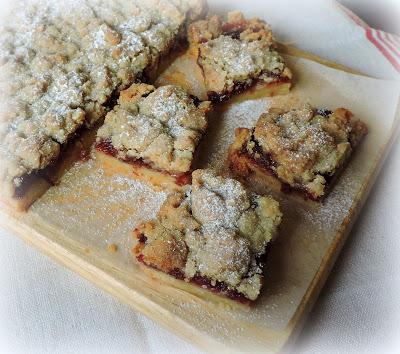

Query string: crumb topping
[97,84,211,173]
[188,11,292,98]
[134,169,282,300]
[245,105,368,198]
[0,0,206,194]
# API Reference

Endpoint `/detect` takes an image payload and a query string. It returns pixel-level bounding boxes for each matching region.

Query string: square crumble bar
[133,169,282,303]
[95,84,211,190]
[229,105,368,201]
[188,11,293,102]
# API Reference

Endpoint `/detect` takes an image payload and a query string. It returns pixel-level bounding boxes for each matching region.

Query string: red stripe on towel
[366,28,400,72]
[376,30,400,59]
[336,2,369,28]
[383,32,400,57]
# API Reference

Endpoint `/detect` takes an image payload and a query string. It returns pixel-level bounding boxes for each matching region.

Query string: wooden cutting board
[1,46,399,353]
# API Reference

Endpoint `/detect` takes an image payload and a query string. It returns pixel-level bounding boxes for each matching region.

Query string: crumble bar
[0,0,207,209]
[95,84,211,190]
[229,104,368,201]
[188,11,292,102]
[133,169,282,302]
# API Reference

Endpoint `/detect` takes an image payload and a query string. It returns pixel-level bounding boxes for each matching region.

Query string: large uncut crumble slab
[133,169,282,303]
[188,11,292,102]
[229,104,368,201]
[95,84,211,190]
[0,0,207,210]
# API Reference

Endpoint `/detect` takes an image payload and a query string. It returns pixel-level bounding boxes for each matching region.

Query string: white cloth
[1,1,399,353]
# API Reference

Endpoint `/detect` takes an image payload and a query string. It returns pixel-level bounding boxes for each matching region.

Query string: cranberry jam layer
[206,75,292,103]
[132,169,282,302]
[229,105,368,201]
[135,245,252,305]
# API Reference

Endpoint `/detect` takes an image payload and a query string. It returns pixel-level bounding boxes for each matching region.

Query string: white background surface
[339,0,400,34]
[1,0,400,353]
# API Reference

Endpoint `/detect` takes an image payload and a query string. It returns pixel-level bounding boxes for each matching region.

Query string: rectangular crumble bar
[188,11,292,102]
[133,169,282,303]
[229,104,368,201]
[95,84,211,190]
[0,0,207,210]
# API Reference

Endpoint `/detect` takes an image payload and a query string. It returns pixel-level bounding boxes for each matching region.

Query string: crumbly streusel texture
[229,105,368,200]
[188,11,292,101]
[0,0,207,197]
[133,169,282,301]
[96,84,211,173]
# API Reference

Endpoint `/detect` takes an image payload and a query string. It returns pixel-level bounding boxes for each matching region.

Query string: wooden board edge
[0,208,232,353]
[280,98,400,352]
[0,206,289,353]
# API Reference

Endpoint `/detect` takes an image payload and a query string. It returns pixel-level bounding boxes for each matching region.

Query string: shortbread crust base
[94,151,190,192]
[230,80,292,103]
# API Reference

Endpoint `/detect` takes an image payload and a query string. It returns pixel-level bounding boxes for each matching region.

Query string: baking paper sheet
[20,55,400,349]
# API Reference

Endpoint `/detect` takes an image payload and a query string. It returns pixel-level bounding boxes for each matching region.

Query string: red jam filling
[221,21,247,35]
[207,75,290,103]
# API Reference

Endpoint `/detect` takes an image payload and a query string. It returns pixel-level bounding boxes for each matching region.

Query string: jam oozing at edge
[134,235,271,305]
[136,254,251,304]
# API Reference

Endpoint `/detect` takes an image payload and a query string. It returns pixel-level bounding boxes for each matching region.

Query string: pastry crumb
[107,243,118,253]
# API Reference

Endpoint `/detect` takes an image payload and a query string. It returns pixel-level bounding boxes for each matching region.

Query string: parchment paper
[20,55,400,347]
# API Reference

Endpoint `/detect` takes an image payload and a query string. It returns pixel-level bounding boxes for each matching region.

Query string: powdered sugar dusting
[202,35,285,83]
[30,159,166,264]
[195,98,270,172]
